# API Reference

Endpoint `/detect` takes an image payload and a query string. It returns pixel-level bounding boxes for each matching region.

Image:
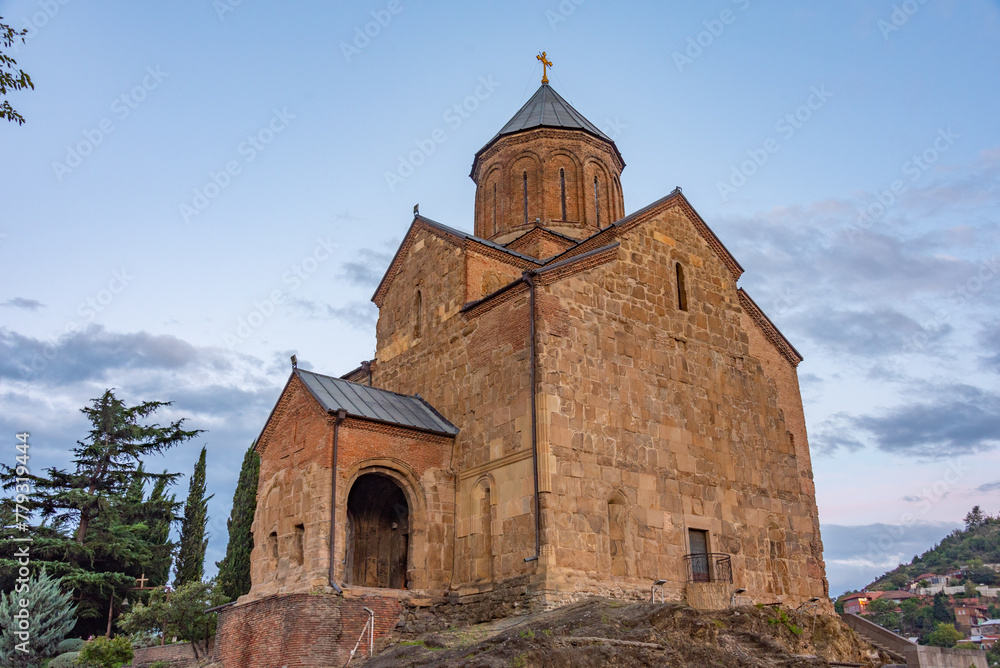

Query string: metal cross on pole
[536,51,553,84]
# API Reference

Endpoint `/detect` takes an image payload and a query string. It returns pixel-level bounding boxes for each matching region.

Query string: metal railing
[684,553,733,584]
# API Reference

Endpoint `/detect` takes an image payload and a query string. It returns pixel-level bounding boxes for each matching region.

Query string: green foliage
[126,630,161,648]
[933,592,954,623]
[0,18,34,125]
[0,570,77,666]
[56,637,85,652]
[118,579,228,659]
[926,622,962,648]
[864,505,1000,593]
[47,651,81,668]
[966,506,988,531]
[0,390,198,636]
[174,447,212,586]
[77,635,133,667]
[767,608,803,635]
[986,642,1000,666]
[216,444,260,600]
[862,598,902,630]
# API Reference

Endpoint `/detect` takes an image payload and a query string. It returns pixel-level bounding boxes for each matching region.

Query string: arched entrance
[345,473,409,589]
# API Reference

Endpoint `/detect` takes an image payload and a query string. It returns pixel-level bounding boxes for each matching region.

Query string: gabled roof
[540,188,744,281]
[295,368,458,436]
[738,289,803,367]
[879,590,918,600]
[371,214,541,306]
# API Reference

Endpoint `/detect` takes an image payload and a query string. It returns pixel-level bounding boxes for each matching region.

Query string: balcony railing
[684,553,733,584]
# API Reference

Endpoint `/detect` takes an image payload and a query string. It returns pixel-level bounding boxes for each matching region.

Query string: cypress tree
[174,446,212,586]
[216,443,260,600]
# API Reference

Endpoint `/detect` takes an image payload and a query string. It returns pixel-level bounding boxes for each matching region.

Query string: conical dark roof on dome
[493,83,611,141]
[472,82,622,177]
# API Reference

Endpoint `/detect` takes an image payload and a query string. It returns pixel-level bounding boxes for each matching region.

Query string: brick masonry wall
[471,128,624,242]
[214,593,402,668]
[249,374,455,598]
[131,638,213,667]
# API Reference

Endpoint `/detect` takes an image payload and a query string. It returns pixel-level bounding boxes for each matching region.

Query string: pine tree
[216,444,260,600]
[0,389,199,636]
[0,570,77,667]
[116,465,180,590]
[174,446,212,586]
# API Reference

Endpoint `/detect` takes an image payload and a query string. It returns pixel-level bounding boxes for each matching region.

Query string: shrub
[47,651,81,668]
[126,631,161,649]
[77,635,134,667]
[0,570,77,667]
[56,638,85,652]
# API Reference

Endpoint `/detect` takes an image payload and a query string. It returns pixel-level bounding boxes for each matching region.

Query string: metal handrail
[684,553,733,584]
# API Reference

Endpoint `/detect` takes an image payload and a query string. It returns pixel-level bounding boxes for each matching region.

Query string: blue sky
[1,1,998,597]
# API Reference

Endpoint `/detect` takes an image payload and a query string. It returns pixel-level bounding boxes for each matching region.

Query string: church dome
[471,82,625,244]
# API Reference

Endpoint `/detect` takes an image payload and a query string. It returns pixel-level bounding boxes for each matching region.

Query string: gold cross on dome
[536,51,553,84]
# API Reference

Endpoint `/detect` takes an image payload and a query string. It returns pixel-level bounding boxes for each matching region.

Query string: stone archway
[345,473,410,589]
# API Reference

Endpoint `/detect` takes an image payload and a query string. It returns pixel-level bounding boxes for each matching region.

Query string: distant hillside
[866,506,1000,591]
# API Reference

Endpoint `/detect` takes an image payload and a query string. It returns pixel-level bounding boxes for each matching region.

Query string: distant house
[955,604,989,630]
[843,591,883,615]
[969,634,1000,650]
[879,590,917,602]
[973,619,1000,636]
[908,572,951,593]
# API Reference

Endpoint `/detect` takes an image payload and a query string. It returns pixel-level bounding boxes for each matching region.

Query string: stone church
[232,68,829,651]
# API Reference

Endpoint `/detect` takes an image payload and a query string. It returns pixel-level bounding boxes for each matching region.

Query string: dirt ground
[362,598,893,668]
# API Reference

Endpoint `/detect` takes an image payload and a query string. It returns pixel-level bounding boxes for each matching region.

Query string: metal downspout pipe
[523,271,541,563]
[328,408,348,592]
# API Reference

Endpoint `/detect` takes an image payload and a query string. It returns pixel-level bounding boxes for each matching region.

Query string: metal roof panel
[295,369,459,436]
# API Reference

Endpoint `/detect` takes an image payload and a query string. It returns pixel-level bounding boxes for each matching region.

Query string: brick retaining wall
[214,592,402,668]
[131,638,213,667]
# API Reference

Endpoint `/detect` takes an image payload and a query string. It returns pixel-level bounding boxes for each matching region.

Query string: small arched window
[676,263,688,311]
[522,171,529,224]
[559,168,567,220]
[413,290,423,337]
[268,531,278,559]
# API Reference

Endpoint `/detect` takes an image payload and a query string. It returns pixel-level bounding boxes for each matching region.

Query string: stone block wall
[370,193,828,607]
[532,201,827,606]
[374,224,544,591]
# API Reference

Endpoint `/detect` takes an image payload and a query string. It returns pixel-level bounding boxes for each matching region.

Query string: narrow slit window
[413,290,422,337]
[594,176,600,227]
[492,183,498,235]
[676,263,688,311]
[522,171,528,224]
[560,168,567,220]
[292,524,304,566]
